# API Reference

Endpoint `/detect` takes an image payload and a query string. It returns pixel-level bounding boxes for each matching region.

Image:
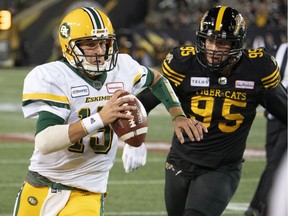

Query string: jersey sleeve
[255,48,281,90]
[260,84,287,125]
[131,65,152,94]
[22,65,70,120]
[275,43,288,88]
[119,54,152,95]
[161,45,196,87]
[249,48,287,124]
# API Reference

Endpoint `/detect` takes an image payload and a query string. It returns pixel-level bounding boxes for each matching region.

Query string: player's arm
[137,87,161,114]
[34,111,73,154]
[260,83,287,125]
[35,90,136,155]
[255,48,287,126]
[147,68,207,143]
[136,47,188,115]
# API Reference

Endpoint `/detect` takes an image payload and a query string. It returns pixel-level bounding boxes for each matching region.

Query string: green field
[0,68,266,216]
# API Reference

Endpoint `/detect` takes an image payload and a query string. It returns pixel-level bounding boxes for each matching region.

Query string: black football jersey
[160,45,286,167]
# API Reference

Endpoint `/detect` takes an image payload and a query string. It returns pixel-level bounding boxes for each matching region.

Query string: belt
[26,171,85,191]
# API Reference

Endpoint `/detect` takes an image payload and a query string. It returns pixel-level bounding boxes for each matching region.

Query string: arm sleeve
[137,87,161,114]
[35,111,71,155]
[260,84,287,125]
[35,124,71,155]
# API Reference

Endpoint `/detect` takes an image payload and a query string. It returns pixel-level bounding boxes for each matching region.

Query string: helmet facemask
[195,6,246,75]
[196,32,243,74]
[67,37,118,77]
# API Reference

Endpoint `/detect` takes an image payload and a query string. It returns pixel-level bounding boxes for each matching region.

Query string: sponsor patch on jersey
[106,82,124,94]
[71,85,89,98]
[190,77,210,87]
[235,80,255,89]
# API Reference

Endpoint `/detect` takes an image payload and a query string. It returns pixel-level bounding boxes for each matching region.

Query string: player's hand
[99,90,136,125]
[122,143,147,173]
[173,117,207,143]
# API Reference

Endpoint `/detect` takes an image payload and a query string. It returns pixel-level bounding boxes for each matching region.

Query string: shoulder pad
[161,45,196,86]
[162,45,196,69]
[244,47,280,89]
[170,45,197,62]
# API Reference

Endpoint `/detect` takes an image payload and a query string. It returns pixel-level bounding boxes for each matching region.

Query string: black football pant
[164,160,242,216]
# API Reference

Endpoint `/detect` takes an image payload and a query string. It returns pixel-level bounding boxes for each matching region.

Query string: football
[110,91,148,147]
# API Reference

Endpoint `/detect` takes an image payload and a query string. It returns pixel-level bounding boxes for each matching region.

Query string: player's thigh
[185,169,241,216]
[13,182,49,216]
[58,190,105,216]
[165,163,190,216]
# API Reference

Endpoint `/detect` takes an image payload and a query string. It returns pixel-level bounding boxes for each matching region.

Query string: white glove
[122,143,147,173]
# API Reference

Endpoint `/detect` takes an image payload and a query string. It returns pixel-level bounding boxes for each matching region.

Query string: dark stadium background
[0,0,287,67]
[0,1,285,215]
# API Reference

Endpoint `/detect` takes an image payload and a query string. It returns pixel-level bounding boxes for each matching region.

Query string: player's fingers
[109,90,125,103]
[109,90,133,107]
[113,89,126,98]
[188,119,208,139]
[116,96,135,106]
[114,105,136,120]
[188,121,202,140]
[173,119,191,143]
[117,104,136,112]
[194,121,208,138]
[174,118,207,143]
[175,128,185,144]
[182,123,199,142]
[174,118,198,142]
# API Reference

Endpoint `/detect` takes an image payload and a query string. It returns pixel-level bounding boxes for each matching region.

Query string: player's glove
[122,143,147,173]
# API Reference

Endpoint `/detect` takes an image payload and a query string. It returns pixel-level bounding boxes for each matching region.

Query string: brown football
[110,91,148,147]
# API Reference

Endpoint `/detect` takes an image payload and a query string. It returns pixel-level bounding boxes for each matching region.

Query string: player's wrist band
[81,113,104,134]
[172,113,187,121]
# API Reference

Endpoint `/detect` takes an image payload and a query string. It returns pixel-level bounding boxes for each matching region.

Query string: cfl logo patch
[60,23,70,38]
[28,196,38,206]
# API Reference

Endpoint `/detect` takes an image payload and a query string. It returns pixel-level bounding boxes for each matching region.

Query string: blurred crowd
[118,0,287,68]
[146,0,287,30]
[1,0,286,68]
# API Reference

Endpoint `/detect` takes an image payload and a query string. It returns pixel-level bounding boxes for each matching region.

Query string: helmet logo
[60,23,70,39]
[165,53,173,64]
[234,14,246,36]
[200,11,209,31]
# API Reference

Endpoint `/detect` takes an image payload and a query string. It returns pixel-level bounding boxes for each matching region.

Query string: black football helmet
[196,6,246,74]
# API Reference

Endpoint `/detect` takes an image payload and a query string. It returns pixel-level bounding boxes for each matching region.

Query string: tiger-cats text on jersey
[162,45,282,167]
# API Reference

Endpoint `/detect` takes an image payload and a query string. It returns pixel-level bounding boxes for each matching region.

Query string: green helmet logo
[60,23,70,39]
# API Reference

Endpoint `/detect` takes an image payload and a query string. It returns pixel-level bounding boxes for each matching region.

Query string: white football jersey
[22,54,150,193]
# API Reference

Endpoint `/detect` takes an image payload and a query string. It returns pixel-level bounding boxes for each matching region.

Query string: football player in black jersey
[137,5,287,216]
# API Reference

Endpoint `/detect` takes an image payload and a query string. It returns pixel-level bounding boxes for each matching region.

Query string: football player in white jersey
[13,7,207,216]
